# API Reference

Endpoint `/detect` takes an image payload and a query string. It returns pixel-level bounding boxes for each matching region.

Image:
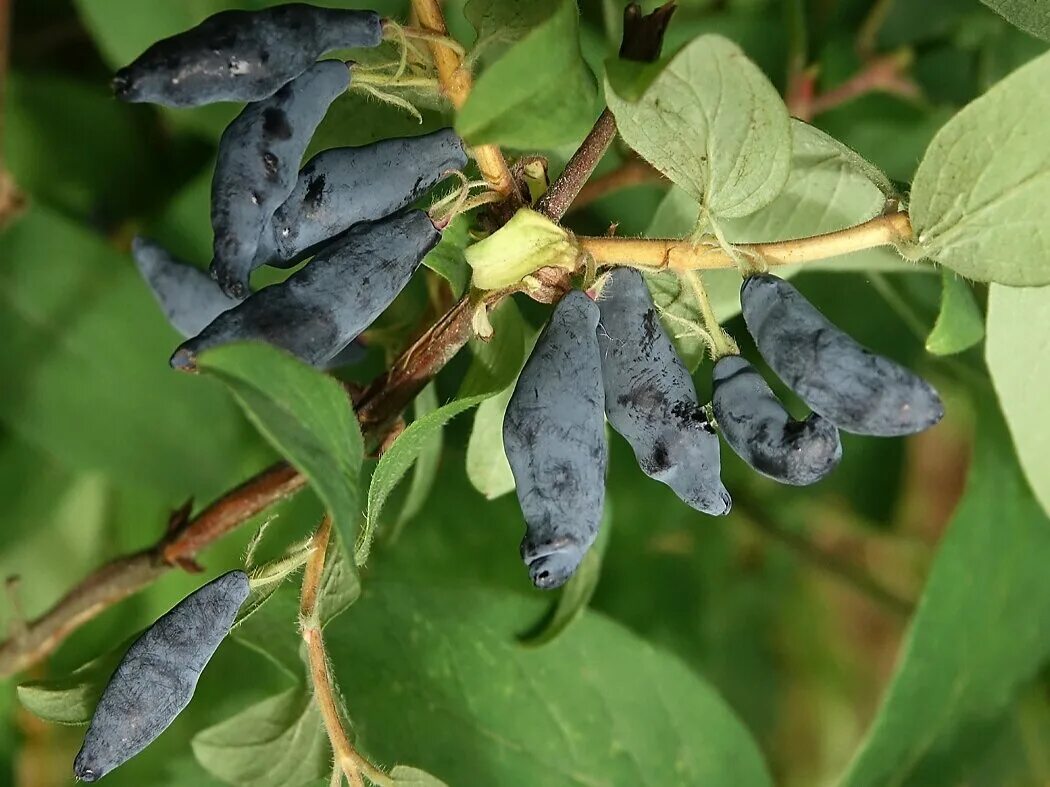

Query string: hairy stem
[301,518,392,787]
[578,212,915,271]
[409,0,516,200]
[681,271,737,359]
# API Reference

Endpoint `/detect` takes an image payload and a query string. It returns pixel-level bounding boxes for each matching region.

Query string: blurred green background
[1,1,1049,785]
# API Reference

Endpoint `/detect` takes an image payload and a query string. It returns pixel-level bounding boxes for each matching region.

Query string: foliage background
[1,0,1049,785]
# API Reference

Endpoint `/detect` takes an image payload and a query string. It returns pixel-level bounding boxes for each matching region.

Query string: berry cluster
[123,4,468,370]
[504,270,943,589]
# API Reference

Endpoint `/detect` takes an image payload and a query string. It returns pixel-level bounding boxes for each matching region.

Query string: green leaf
[980,0,1050,41]
[457,0,599,149]
[518,504,612,647]
[986,283,1050,518]
[192,687,329,787]
[606,35,791,220]
[17,645,125,725]
[925,271,984,355]
[359,301,530,563]
[465,0,559,56]
[394,383,444,531]
[840,405,1050,787]
[390,765,449,786]
[422,215,471,298]
[0,207,253,499]
[198,343,364,560]
[328,581,773,786]
[465,386,517,500]
[644,121,918,370]
[911,50,1050,285]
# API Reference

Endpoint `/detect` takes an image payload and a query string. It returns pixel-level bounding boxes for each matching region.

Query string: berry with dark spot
[503,291,608,590]
[209,60,349,298]
[174,211,440,369]
[112,4,381,107]
[596,268,731,515]
[740,274,944,436]
[712,355,842,485]
[256,128,468,268]
[73,571,251,782]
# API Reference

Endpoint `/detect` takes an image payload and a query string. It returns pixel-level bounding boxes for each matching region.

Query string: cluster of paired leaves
[3,0,1050,786]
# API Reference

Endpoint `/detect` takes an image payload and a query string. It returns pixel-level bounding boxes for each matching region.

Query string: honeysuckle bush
[2,0,1050,785]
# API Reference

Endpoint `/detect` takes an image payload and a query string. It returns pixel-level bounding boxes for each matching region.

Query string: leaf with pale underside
[911,50,1050,285]
[607,35,792,220]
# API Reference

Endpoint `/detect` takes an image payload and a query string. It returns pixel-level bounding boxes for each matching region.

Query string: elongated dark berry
[173,210,440,369]
[73,571,250,782]
[113,4,381,107]
[503,291,608,590]
[597,268,731,515]
[210,60,349,298]
[257,128,468,267]
[741,274,944,436]
[712,355,842,485]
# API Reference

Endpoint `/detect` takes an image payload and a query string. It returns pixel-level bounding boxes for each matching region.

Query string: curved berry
[712,355,842,485]
[503,291,608,590]
[73,570,250,782]
[173,211,440,369]
[596,268,731,515]
[256,128,468,267]
[741,274,944,436]
[113,4,381,107]
[132,237,240,337]
[210,60,350,299]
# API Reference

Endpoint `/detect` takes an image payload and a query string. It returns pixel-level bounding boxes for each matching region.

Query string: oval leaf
[329,581,773,786]
[925,270,984,356]
[607,35,791,219]
[986,283,1050,517]
[198,342,364,559]
[840,406,1050,786]
[980,0,1050,41]
[911,51,1050,285]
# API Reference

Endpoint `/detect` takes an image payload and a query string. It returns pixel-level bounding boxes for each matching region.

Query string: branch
[301,517,392,787]
[0,0,26,228]
[535,1,676,221]
[788,51,920,122]
[578,212,915,271]
[409,0,516,201]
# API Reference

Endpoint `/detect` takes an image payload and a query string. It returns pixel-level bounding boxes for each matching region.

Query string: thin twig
[0,0,26,227]
[409,0,516,201]
[536,2,677,221]
[733,499,915,616]
[578,212,916,271]
[301,518,392,787]
[789,51,920,122]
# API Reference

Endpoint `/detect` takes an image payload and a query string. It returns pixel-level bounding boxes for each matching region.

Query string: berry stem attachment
[576,211,916,271]
[409,0,516,201]
[301,517,394,787]
[680,270,738,359]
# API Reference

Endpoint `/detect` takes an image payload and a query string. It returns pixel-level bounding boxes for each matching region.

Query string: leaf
[465,0,559,55]
[328,581,772,786]
[422,215,471,298]
[0,207,252,499]
[465,386,517,500]
[464,208,577,290]
[390,765,449,786]
[911,50,1050,285]
[192,687,330,787]
[986,283,1050,518]
[518,504,612,647]
[606,35,791,220]
[394,383,444,531]
[980,0,1050,41]
[840,404,1050,787]
[925,271,985,355]
[644,121,918,370]
[359,302,530,563]
[198,343,364,560]
[17,645,125,725]
[457,0,599,149]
